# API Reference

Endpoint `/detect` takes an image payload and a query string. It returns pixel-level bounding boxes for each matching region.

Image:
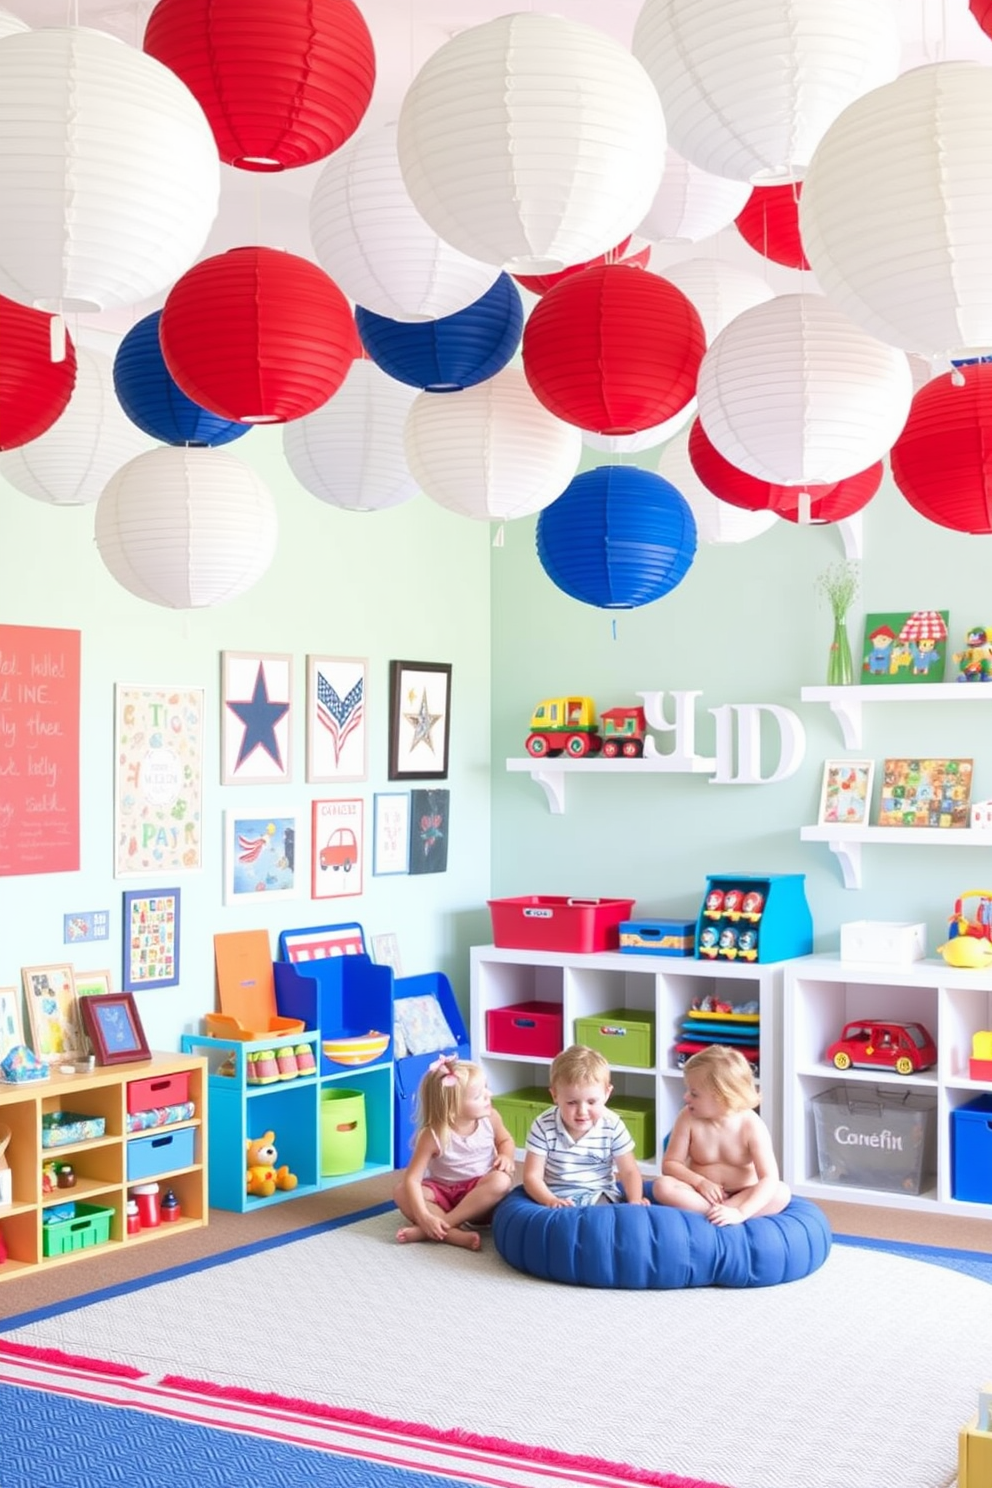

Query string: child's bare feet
[396,1224,427,1244]
[444,1226,481,1251]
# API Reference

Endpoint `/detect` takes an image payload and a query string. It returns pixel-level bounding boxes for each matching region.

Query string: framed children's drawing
[860,610,948,685]
[74,969,113,1000]
[306,656,367,783]
[388,660,451,781]
[221,652,293,785]
[877,757,974,828]
[122,887,181,991]
[80,993,151,1067]
[373,792,410,876]
[817,760,874,827]
[224,808,299,904]
[311,797,364,900]
[21,963,84,1061]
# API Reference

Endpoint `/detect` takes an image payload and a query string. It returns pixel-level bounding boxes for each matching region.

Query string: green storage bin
[492,1086,551,1149]
[42,1201,114,1257]
[320,1087,367,1177]
[610,1094,656,1162]
[574,1008,656,1068]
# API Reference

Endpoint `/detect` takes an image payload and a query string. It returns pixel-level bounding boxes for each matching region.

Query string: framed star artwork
[221,652,293,785]
[306,655,368,783]
[388,660,451,781]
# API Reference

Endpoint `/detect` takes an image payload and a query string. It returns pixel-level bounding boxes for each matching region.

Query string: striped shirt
[526,1105,634,1204]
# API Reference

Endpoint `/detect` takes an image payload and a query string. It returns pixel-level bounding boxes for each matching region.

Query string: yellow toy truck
[524,697,647,758]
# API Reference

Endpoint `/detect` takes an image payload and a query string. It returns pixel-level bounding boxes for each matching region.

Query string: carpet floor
[4,1201,989,1488]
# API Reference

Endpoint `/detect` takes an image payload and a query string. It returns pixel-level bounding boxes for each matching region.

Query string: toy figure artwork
[860,609,948,685]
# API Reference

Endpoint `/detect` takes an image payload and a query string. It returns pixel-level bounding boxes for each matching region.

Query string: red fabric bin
[486,1001,563,1057]
[127,1071,190,1114]
[487,896,635,953]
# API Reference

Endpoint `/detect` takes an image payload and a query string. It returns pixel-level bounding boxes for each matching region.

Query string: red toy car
[825,1019,937,1076]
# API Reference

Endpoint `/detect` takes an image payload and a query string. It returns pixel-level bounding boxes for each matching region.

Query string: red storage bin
[127,1071,190,1114]
[486,1001,563,1057]
[487,896,635,953]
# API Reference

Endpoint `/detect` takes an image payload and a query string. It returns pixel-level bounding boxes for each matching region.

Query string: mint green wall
[0,428,492,1048]
[490,469,992,954]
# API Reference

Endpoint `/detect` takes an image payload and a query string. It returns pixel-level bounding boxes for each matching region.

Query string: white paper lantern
[0,347,151,506]
[397,12,666,275]
[0,9,29,38]
[404,368,582,521]
[656,428,778,543]
[632,0,901,182]
[96,446,278,609]
[309,124,500,323]
[696,293,913,483]
[800,62,992,358]
[0,27,219,312]
[656,258,777,344]
[637,150,751,243]
[283,358,420,513]
[583,402,696,456]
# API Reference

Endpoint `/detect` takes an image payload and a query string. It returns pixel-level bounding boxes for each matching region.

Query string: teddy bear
[246,1131,298,1198]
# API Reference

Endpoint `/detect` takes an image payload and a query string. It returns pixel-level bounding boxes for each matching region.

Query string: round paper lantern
[114,312,249,448]
[96,446,278,608]
[309,124,500,323]
[696,293,912,484]
[890,364,992,533]
[0,27,219,313]
[636,149,751,243]
[512,239,652,298]
[632,0,901,181]
[972,1,992,39]
[536,465,697,609]
[800,61,992,357]
[656,429,778,543]
[734,185,811,269]
[355,275,523,392]
[0,296,77,451]
[144,0,375,171]
[397,12,666,274]
[655,258,776,344]
[0,9,28,39]
[522,264,705,435]
[582,401,696,456]
[404,368,582,522]
[0,348,151,506]
[688,418,883,523]
[160,248,357,424]
[283,358,419,513]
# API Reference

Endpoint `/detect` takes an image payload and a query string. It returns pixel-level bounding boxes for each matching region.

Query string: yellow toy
[937,889,992,969]
[246,1131,298,1198]
[937,937,992,970]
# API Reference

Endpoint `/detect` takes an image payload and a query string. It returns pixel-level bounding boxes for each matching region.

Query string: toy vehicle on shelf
[524,696,647,758]
[825,1019,937,1076]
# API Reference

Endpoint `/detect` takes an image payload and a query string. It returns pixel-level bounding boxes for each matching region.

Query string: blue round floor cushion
[492,1189,831,1289]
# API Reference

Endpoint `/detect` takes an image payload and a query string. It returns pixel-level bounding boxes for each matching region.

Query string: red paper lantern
[970,1,992,40]
[890,364,992,533]
[688,419,882,523]
[522,264,705,435]
[513,238,652,297]
[160,248,358,424]
[735,184,810,270]
[0,296,76,450]
[144,0,375,171]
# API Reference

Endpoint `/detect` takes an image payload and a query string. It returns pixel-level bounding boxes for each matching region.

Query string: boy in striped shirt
[523,1044,649,1208]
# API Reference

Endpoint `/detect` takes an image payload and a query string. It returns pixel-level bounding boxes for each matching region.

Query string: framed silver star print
[388,660,451,781]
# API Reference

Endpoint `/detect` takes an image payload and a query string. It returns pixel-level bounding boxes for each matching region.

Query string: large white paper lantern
[656,428,778,543]
[0,348,151,506]
[309,124,500,323]
[636,150,751,243]
[696,293,913,483]
[283,358,419,512]
[632,0,901,182]
[397,12,666,275]
[404,368,582,521]
[582,401,696,456]
[800,62,992,358]
[656,258,777,344]
[0,27,219,312]
[96,446,278,609]
[0,9,29,38]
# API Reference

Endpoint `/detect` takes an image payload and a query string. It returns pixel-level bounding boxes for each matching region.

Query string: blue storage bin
[952,1094,992,1203]
[392,972,469,1169]
[127,1126,196,1181]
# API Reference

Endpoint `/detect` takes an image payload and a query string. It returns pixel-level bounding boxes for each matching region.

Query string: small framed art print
[221,652,293,785]
[224,809,299,903]
[817,760,874,827]
[311,797,364,900]
[373,792,410,876]
[122,887,180,991]
[80,993,151,1067]
[21,963,84,1061]
[388,660,451,781]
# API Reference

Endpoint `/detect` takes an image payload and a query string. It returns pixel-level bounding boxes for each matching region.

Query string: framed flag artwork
[306,656,368,784]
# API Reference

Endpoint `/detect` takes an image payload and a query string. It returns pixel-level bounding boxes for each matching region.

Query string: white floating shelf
[800,682,992,748]
[506,753,713,814]
[799,823,992,889]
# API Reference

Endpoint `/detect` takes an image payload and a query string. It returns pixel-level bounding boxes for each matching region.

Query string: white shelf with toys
[783,954,992,1219]
[798,824,992,891]
[800,683,992,750]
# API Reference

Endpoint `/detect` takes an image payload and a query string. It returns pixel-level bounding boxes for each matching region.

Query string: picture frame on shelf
[877,757,974,829]
[21,963,84,1061]
[0,986,24,1062]
[80,992,152,1067]
[311,797,364,900]
[306,655,367,784]
[860,610,948,685]
[388,660,451,781]
[224,809,299,904]
[221,651,293,786]
[74,968,113,999]
[372,791,410,876]
[817,760,874,828]
[122,887,181,991]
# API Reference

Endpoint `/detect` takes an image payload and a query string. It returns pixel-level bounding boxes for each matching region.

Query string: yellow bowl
[322,1031,390,1067]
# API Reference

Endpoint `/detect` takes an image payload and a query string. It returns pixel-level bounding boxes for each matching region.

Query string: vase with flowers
[816,561,859,686]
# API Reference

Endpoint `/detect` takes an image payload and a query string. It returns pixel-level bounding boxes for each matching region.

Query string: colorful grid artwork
[877,757,974,828]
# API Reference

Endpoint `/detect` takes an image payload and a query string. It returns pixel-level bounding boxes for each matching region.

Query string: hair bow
[429,1053,459,1087]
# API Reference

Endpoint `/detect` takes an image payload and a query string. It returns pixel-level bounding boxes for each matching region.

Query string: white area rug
[6,1210,986,1488]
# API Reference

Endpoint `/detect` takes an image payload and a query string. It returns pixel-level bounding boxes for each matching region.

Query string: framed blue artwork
[80,993,151,1066]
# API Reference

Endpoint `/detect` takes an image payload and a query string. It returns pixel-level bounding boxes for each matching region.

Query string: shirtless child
[652,1044,789,1226]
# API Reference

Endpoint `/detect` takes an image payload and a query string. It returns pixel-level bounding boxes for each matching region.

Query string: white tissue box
[840,920,927,964]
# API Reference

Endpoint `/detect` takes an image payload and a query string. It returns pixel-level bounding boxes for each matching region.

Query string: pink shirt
[426,1117,496,1184]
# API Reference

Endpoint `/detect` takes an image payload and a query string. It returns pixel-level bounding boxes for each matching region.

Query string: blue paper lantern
[537,465,697,609]
[113,311,250,447]
[355,273,523,391]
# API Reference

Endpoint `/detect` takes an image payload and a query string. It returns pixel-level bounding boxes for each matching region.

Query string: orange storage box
[486,1001,563,1057]
[127,1071,190,1115]
[487,896,635,953]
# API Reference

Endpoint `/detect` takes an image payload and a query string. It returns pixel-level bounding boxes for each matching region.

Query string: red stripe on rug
[0,1339,146,1380]
[160,1374,731,1488]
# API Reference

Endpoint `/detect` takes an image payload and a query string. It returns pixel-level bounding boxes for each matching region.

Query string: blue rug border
[834,1230,992,1284]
